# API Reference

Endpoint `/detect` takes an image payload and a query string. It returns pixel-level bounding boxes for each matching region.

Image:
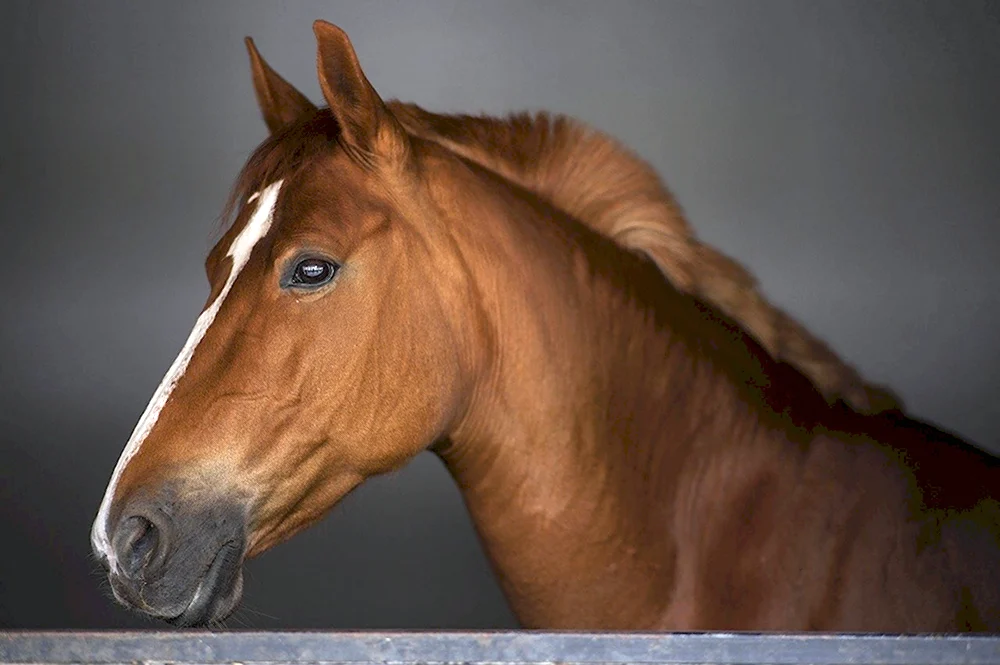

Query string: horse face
[91,22,471,625]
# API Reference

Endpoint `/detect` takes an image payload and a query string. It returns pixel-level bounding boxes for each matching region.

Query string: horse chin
[167,541,245,627]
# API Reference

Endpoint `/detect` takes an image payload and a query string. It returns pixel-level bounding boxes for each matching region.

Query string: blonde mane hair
[391,103,898,414]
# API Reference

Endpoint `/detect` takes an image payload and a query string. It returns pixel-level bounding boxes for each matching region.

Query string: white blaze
[91,180,283,571]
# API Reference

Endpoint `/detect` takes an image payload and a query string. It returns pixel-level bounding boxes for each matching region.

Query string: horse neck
[432,156,778,628]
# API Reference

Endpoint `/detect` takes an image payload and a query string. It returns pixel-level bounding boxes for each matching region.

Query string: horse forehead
[279,172,398,235]
[235,183,282,253]
[218,187,282,250]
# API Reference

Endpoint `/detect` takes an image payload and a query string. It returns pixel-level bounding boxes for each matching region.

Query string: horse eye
[289,258,337,287]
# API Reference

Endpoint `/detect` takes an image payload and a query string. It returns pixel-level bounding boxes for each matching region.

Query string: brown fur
[97,21,1000,631]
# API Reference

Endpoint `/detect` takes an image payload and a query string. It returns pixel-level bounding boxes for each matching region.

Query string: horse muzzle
[96,490,247,626]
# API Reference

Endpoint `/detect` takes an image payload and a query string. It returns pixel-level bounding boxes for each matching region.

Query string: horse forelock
[220,109,342,235]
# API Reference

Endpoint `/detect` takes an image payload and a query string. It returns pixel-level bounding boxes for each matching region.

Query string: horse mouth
[169,540,244,627]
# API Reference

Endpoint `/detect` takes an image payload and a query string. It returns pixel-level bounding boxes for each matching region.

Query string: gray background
[1,0,997,629]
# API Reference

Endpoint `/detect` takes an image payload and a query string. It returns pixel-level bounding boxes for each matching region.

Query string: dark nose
[112,511,169,578]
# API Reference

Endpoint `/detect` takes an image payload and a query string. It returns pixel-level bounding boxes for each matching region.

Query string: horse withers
[91,21,1000,630]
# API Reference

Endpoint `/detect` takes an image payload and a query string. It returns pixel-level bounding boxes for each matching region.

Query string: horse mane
[390,102,899,414]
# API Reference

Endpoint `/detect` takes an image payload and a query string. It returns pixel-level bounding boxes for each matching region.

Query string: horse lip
[168,540,243,627]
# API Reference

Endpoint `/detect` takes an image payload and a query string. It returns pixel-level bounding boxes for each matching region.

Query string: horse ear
[245,36,317,134]
[313,20,407,163]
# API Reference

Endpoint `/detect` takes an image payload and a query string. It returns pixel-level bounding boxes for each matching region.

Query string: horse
[91,21,1000,630]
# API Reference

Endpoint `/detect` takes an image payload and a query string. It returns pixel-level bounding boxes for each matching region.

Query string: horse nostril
[116,515,163,578]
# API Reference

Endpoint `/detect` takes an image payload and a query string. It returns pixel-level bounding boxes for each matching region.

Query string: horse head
[91,21,483,625]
